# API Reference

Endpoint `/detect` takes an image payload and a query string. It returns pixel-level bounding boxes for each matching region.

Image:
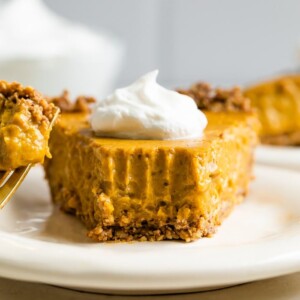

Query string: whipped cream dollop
[91,70,207,140]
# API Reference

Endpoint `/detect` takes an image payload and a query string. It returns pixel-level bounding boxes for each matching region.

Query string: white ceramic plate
[0,165,300,295]
[256,145,300,171]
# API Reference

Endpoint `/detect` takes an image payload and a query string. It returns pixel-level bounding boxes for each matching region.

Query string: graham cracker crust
[60,195,241,243]
[261,131,300,146]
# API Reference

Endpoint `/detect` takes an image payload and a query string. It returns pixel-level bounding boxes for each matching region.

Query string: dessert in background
[0,81,58,170]
[0,0,123,98]
[244,75,300,145]
[44,71,258,242]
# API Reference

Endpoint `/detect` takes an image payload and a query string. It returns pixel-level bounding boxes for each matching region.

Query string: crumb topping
[48,90,96,114]
[177,82,252,112]
[0,80,58,170]
[0,80,56,123]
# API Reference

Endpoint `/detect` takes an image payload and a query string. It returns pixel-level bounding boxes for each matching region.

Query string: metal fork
[0,107,60,209]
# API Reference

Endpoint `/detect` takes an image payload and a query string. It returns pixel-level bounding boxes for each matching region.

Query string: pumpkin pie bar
[0,81,58,170]
[44,87,258,242]
[244,75,300,145]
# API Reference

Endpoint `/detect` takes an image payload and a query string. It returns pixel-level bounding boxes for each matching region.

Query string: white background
[42,0,300,87]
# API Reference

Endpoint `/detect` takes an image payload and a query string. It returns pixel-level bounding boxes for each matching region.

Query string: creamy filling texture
[91,70,207,140]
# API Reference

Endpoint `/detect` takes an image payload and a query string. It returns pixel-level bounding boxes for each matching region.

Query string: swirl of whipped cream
[91,70,207,140]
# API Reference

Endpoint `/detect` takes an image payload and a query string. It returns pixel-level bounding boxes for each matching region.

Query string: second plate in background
[256,146,300,171]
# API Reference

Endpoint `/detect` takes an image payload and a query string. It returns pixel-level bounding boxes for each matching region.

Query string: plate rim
[0,165,300,294]
[256,145,300,170]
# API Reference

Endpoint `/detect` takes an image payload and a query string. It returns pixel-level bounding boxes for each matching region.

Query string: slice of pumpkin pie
[44,71,258,242]
[244,75,300,145]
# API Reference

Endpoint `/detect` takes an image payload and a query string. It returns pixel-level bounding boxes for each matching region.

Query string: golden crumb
[177,82,252,112]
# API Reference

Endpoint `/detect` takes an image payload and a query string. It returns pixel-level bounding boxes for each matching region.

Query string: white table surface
[1,272,300,300]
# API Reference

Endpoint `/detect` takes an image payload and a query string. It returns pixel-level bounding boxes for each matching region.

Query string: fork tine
[0,170,13,187]
[0,164,32,209]
[50,107,60,128]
